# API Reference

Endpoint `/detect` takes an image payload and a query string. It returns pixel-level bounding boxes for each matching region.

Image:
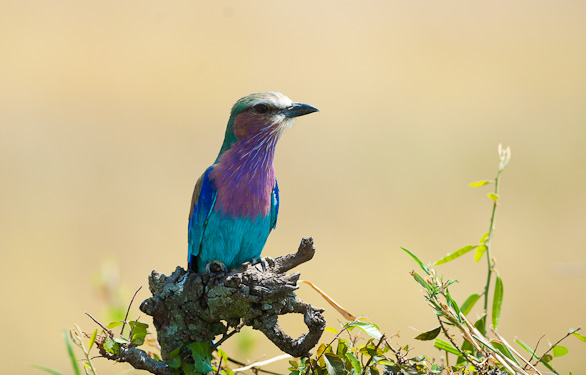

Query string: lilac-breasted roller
[188,92,318,273]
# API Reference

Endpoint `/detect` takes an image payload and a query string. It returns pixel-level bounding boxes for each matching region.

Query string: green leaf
[336,339,348,357]
[474,245,487,263]
[460,294,481,316]
[474,316,486,336]
[479,232,490,244]
[516,338,558,374]
[433,339,460,355]
[169,344,183,358]
[345,352,362,374]
[571,330,586,342]
[488,193,499,201]
[430,364,441,373]
[325,327,338,334]
[103,337,119,355]
[414,327,441,341]
[114,336,130,344]
[323,353,346,375]
[188,342,213,373]
[401,247,430,275]
[446,289,462,319]
[63,330,81,375]
[410,271,431,292]
[469,180,491,187]
[492,276,504,329]
[553,345,569,357]
[88,329,98,350]
[491,341,520,366]
[182,362,196,375]
[30,365,64,375]
[167,356,181,369]
[349,321,382,340]
[434,245,477,265]
[106,321,124,329]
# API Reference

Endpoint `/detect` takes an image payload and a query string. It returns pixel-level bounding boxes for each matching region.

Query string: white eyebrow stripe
[245,92,293,110]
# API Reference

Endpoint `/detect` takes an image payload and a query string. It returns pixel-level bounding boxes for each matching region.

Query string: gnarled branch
[131,237,325,372]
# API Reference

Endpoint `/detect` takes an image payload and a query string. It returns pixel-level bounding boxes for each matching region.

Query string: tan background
[2,0,585,373]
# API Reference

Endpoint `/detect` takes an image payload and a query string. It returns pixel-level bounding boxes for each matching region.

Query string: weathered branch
[132,237,325,371]
[97,341,172,375]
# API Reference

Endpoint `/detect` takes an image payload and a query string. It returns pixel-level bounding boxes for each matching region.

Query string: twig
[127,315,141,345]
[121,286,142,335]
[437,317,480,369]
[531,327,581,368]
[360,335,385,375]
[314,323,353,364]
[490,328,542,375]
[85,312,111,337]
[213,322,245,350]
[227,356,287,375]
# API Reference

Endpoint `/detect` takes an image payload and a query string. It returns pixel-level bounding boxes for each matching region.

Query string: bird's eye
[253,104,269,114]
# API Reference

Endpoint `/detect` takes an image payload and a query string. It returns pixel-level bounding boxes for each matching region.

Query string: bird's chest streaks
[210,139,276,219]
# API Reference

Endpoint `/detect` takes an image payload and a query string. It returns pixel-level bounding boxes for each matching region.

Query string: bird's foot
[251,256,275,272]
[206,261,226,274]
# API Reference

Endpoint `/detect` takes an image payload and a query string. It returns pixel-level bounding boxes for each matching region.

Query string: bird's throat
[210,135,278,219]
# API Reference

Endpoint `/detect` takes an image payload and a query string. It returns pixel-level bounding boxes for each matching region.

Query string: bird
[188,92,319,273]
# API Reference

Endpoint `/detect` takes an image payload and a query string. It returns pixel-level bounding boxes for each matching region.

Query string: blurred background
[2,0,585,373]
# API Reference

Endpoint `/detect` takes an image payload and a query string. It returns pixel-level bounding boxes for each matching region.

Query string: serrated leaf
[488,193,499,201]
[414,327,441,341]
[401,247,430,275]
[345,352,362,374]
[492,276,504,329]
[460,293,481,315]
[571,330,586,342]
[553,345,568,357]
[434,245,477,265]
[474,245,487,263]
[433,339,460,355]
[88,329,98,350]
[349,321,382,340]
[469,180,491,187]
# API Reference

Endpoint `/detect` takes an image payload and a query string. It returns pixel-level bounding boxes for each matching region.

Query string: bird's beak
[283,103,319,118]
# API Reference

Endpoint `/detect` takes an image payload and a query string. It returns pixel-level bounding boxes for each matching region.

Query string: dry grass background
[1,1,585,373]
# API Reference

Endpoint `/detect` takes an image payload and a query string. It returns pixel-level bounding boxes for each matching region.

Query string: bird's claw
[251,256,275,272]
[206,261,226,274]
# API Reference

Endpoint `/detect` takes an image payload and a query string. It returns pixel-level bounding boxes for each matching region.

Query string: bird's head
[216,92,318,158]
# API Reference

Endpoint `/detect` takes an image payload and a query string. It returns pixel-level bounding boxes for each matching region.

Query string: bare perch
[137,237,325,368]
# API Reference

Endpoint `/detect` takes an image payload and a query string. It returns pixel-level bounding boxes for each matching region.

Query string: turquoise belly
[196,211,272,273]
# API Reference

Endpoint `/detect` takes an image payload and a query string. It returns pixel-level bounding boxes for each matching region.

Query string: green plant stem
[482,168,502,331]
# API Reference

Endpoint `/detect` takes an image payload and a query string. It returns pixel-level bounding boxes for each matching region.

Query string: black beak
[283,103,319,118]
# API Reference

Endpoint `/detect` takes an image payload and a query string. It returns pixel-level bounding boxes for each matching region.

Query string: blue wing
[270,179,279,230]
[188,166,217,271]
